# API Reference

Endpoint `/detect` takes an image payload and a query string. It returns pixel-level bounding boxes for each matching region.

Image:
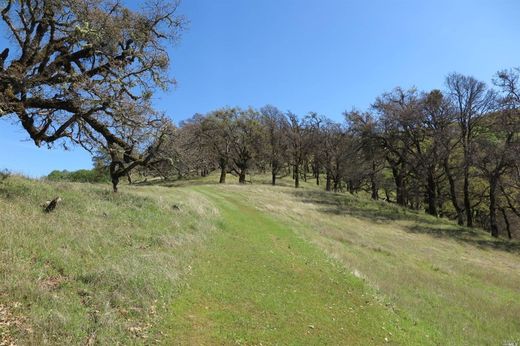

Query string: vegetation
[0,1,519,345]
[162,186,427,345]
[239,182,520,345]
[46,169,109,183]
[0,0,185,192]
[1,0,518,237]
[166,72,520,239]
[0,175,218,344]
[1,175,519,344]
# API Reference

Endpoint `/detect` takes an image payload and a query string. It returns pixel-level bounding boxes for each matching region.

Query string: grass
[161,187,428,345]
[0,175,219,344]
[1,173,519,345]
[234,183,520,345]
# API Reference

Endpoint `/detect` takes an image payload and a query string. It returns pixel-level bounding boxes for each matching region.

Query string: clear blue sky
[1,0,519,177]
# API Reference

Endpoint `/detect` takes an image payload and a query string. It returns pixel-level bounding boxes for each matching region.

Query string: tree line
[147,70,519,239]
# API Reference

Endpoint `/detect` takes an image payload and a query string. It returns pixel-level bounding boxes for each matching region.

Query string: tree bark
[463,167,473,227]
[385,189,392,203]
[500,207,512,240]
[426,171,437,216]
[436,184,444,217]
[110,161,122,193]
[239,170,246,184]
[112,176,119,193]
[371,177,379,200]
[325,170,331,191]
[219,166,226,184]
[348,179,354,194]
[370,162,379,200]
[271,161,278,186]
[444,158,464,225]
[294,164,300,188]
[392,166,406,206]
[489,177,499,237]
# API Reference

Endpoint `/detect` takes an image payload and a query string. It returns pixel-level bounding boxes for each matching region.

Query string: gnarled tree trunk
[219,158,227,184]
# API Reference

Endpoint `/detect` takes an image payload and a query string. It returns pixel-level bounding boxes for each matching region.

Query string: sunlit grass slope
[229,182,520,346]
[1,174,519,345]
[162,187,427,345]
[0,175,218,344]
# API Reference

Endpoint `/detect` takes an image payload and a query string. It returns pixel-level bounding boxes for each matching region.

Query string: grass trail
[237,184,520,345]
[162,186,429,345]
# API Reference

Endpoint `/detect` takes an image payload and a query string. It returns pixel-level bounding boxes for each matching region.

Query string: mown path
[162,186,427,345]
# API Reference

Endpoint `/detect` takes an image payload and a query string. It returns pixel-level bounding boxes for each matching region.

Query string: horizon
[1,0,519,177]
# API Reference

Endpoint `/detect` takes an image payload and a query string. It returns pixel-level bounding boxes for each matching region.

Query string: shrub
[46,169,109,183]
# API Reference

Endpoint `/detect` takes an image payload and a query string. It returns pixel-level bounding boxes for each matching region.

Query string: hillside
[1,175,519,345]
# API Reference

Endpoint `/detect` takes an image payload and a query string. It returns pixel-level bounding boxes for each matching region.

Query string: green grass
[1,174,520,345]
[161,187,428,344]
[233,183,520,345]
[0,175,219,344]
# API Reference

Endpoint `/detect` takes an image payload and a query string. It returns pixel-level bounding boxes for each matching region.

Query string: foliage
[46,168,109,183]
[162,70,520,239]
[0,0,186,192]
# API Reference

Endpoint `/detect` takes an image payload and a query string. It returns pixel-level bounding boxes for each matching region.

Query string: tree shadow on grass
[290,189,520,255]
[133,177,220,188]
[291,189,442,225]
[406,224,520,255]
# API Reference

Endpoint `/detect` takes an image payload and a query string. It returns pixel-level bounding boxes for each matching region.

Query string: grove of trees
[163,70,520,239]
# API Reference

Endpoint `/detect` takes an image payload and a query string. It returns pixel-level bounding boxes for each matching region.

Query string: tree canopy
[0,0,185,191]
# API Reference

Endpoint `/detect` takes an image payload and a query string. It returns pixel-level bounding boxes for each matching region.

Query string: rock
[44,197,62,213]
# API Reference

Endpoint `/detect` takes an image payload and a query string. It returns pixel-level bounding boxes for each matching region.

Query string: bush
[0,169,11,182]
[47,169,109,183]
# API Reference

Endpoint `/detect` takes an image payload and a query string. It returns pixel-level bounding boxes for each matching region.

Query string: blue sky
[1,0,519,176]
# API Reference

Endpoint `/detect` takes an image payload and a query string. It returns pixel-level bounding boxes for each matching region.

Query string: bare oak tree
[446,73,496,226]
[0,0,185,191]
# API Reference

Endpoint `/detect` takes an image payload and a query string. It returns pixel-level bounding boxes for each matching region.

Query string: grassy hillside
[0,175,218,344]
[1,175,519,345]
[233,183,520,345]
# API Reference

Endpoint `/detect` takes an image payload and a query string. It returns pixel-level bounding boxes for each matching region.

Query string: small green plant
[0,169,11,182]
